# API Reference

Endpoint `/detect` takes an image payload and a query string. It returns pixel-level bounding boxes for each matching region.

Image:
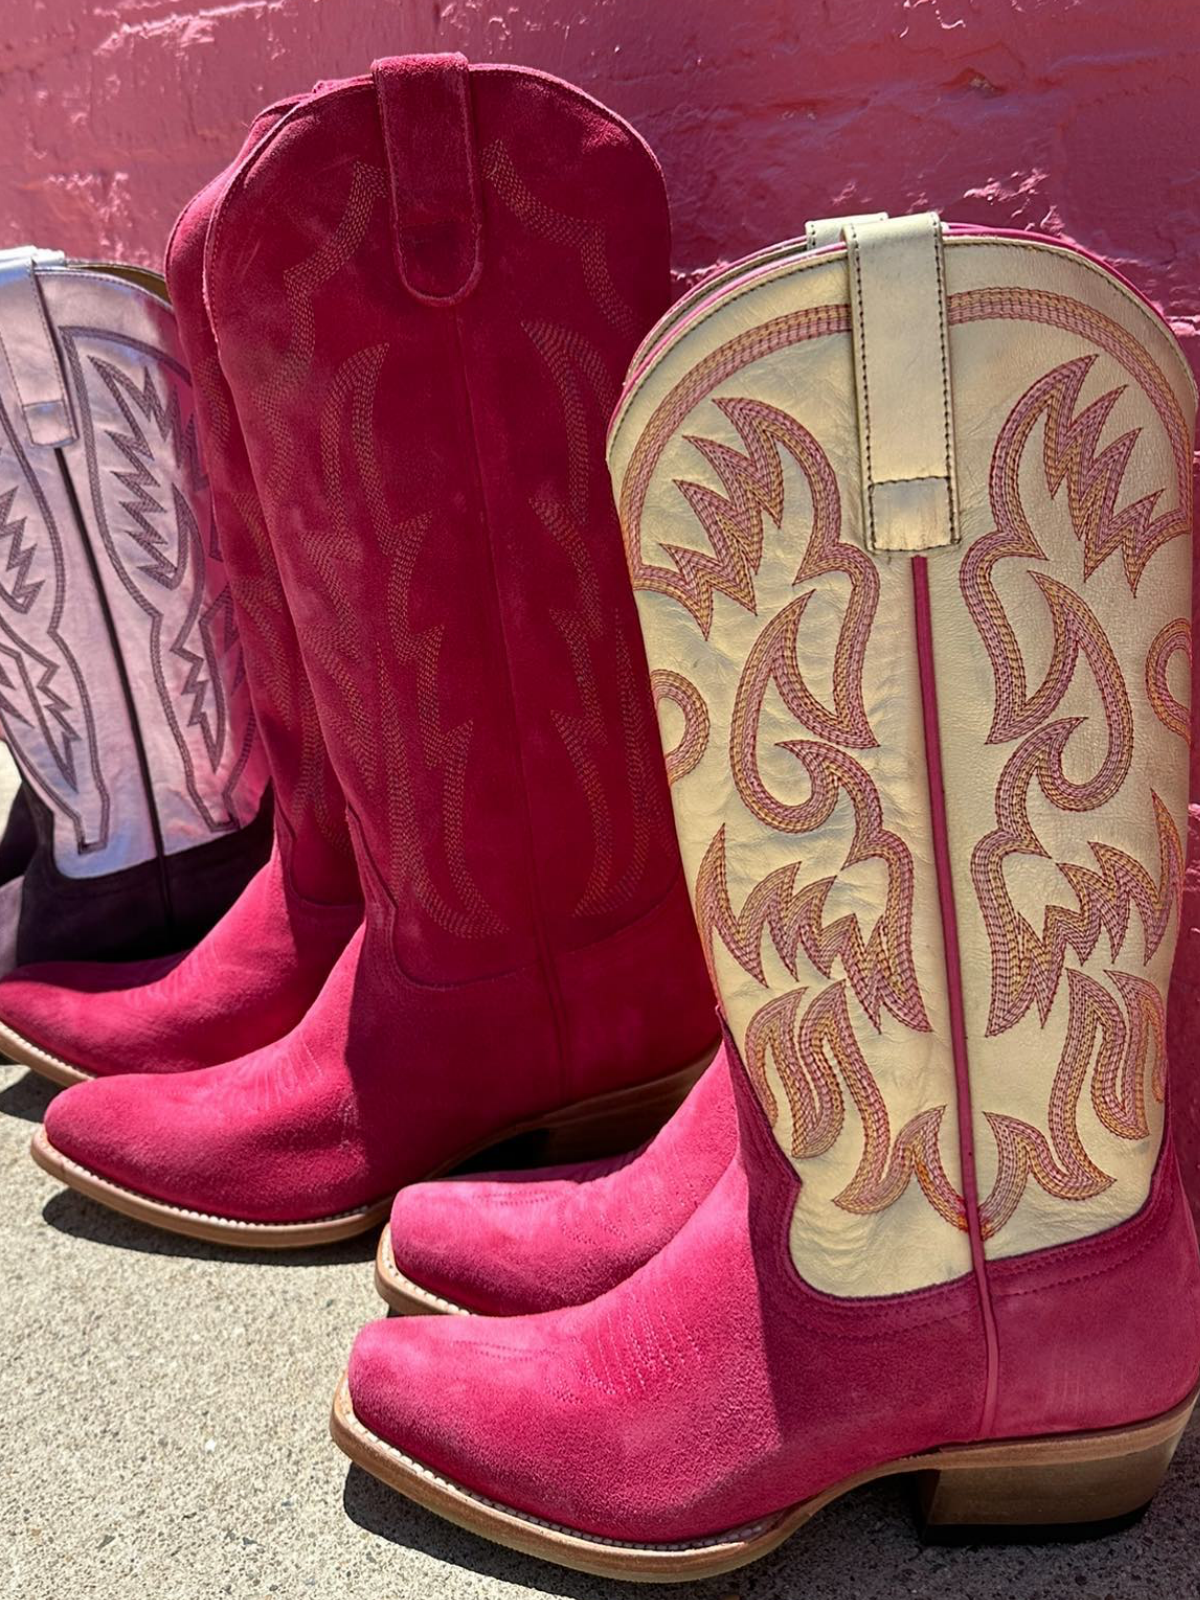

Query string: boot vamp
[0,851,359,1076]
[41,925,564,1222]
[349,1155,985,1544]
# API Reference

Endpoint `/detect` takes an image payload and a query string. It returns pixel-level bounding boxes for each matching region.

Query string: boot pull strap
[804,212,888,250]
[841,212,959,553]
[0,247,77,448]
[371,54,483,307]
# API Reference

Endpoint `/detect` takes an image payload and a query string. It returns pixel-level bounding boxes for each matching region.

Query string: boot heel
[915,1398,1194,1543]
[473,1048,717,1172]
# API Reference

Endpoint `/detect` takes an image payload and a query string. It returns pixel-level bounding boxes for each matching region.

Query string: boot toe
[346,1312,576,1518]
[388,1175,605,1316]
[43,1072,184,1197]
[40,1027,396,1225]
[0,957,177,1075]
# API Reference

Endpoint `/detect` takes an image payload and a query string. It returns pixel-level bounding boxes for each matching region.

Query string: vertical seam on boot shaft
[52,447,174,934]
[912,554,999,1439]
[445,307,570,1087]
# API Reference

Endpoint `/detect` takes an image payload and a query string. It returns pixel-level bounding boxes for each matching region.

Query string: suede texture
[0,98,362,1073]
[388,1046,735,1314]
[4,844,355,1075]
[349,1054,1200,1545]
[42,61,716,1219]
[987,1128,1200,1440]
[170,99,362,909]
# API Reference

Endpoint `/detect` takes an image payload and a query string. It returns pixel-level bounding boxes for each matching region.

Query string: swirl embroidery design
[0,396,109,854]
[639,394,961,1230]
[963,352,1190,1238]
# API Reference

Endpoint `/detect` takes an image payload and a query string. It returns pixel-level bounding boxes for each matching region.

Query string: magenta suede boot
[334,213,1200,1579]
[0,102,363,1088]
[30,58,717,1246]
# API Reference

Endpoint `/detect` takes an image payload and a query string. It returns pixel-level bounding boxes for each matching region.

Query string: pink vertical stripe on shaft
[911,554,1000,1439]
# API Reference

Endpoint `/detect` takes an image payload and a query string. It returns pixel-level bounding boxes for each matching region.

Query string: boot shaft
[0,250,268,899]
[166,104,361,908]
[609,216,1194,1295]
[204,60,690,988]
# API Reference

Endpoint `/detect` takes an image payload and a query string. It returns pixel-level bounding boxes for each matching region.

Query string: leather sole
[28,1047,717,1249]
[330,1374,1198,1583]
[0,1018,93,1088]
[29,1125,390,1246]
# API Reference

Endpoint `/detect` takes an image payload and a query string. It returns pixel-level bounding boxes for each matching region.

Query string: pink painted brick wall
[5,0,1200,1209]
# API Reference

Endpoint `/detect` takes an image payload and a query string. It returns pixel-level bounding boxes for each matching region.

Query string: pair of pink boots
[10,56,1200,1583]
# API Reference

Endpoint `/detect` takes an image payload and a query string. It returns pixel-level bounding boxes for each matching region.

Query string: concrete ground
[5,1073,1200,1600]
[1,714,1198,1600]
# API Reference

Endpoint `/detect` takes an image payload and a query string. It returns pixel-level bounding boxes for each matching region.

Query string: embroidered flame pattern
[744,984,963,1227]
[657,396,954,1226]
[964,353,1188,1233]
[626,283,1190,1246]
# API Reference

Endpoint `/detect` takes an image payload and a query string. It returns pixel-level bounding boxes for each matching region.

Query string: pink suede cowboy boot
[374,218,913,1319]
[0,102,363,1088]
[334,213,1200,1579]
[30,58,717,1245]
[373,219,902,1319]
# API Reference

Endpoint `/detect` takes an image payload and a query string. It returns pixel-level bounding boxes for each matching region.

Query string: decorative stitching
[931,212,958,543]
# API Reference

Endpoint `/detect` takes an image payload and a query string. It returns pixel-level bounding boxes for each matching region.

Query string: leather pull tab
[372,54,483,306]
[804,212,887,250]
[843,212,959,553]
[0,248,76,448]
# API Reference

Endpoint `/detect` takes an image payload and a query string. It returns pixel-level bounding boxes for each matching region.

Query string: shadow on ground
[0,1066,56,1122]
[38,1184,380,1267]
